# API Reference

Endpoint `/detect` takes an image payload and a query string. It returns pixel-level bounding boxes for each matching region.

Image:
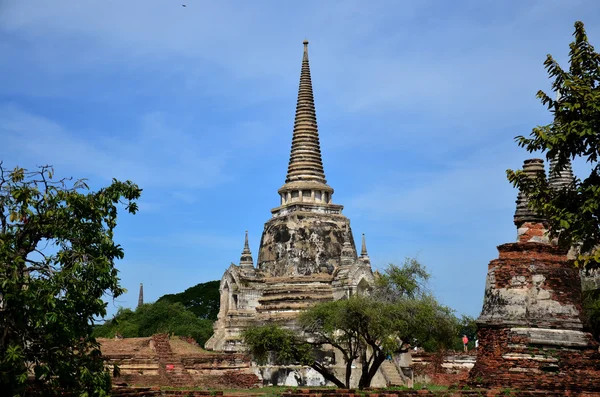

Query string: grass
[386,384,449,392]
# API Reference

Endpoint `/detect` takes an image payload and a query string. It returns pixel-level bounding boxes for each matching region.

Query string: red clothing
[462,336,469,345]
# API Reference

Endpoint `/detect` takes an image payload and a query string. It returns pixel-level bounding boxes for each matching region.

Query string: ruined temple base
[467,326,600,393]
[282,387,600,396]
[465,241,600,394]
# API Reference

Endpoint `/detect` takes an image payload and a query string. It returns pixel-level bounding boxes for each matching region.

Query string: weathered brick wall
[193,370,261,389]
[411,352,474,387]
[105,354,163,386]
[469,327,600,392]
[105,385,600,397]
[181,351,259,388]
[161,392,223,396]
[478,242,584,329]
[468,240,600,393]
[102,335,258,389]
[281,388,600,397]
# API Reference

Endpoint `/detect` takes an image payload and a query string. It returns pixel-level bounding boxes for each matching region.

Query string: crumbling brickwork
[281,388,600,397]
[411,352,474,387]
[467,158,600,393]
[470,326,600,391]
[100,336,257,388]
[468,241,600,393]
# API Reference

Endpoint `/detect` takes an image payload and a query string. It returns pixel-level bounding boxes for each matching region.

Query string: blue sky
[1,0,599,319]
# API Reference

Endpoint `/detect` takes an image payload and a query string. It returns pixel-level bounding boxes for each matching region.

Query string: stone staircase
[380,360,406,386]
[152,334,194,387]
[257,278,333,313]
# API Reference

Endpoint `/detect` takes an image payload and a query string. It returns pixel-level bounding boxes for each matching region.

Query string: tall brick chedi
[205,41,374,353]
[468,158,600,392]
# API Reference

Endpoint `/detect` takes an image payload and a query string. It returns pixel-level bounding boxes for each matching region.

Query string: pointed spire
[244,230,250,252]
[360,233,371,266]
[239,230,254,268]
[514,159,551,244]
[361,234,368,257]
[137,283,143,308]
[549,91,575,191]
[340,224,356,265]
[549,154,575,190]
[285,40,327,185]
[514,159,547,225]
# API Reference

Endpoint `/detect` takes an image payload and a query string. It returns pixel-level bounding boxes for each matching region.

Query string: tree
[157,280,220,320]
[583,289,600,342]
[507,21,600,269]
[243,260,457,389]
[453,315,478,352]
[93,301,214,346]
[0,164,141,397]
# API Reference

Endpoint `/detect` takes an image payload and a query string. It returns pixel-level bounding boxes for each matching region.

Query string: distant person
[462,335,469,352]
[475,339,479,350]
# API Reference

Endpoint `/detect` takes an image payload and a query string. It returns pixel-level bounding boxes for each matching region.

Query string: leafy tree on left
[0,164,141,397]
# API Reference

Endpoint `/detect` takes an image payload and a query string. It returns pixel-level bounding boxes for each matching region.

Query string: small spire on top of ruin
[514,159,547,226]
[340,224,356,265]
[243,230,250,253]
[137,283,143,308]
[240,230,254,268]
[514,159,550,243]
[361,233,368,257]
[360,233,371,266]
[549,153,575,191]
[548,91,575,191]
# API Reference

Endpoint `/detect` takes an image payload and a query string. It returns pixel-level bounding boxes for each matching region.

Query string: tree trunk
[358,350,386,389]
[311,363,346,388]
[344,359,354,388]
[358,350,370,389]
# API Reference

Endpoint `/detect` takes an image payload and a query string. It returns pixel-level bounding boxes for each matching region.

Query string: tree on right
[507,21,600,270]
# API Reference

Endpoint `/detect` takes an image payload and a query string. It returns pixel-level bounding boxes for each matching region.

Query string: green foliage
[243,260,457,389]
[452,315,478,351]
[507,21,600,269]
[0,164,141,397]
[93,300,214,346]
[157,280,220,320]
[583,288,600,342]
[374,258,430,300]
[242,325,313,366]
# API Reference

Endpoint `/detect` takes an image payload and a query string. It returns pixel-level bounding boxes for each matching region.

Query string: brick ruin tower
[467,158,600,392]
[205,41,374,353]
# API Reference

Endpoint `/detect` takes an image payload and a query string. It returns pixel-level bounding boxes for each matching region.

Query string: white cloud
[0,104,230,189]
[2,0,597,116]
[347,142,523,228]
